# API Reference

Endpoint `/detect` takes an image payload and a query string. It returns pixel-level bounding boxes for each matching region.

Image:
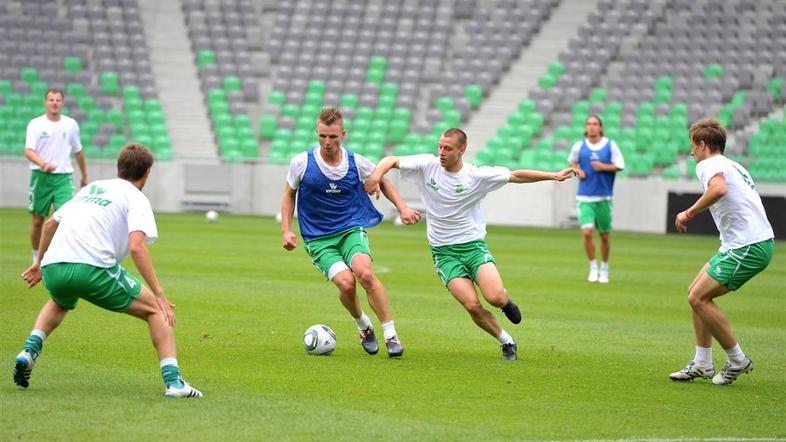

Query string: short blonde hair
[318,107,343,126]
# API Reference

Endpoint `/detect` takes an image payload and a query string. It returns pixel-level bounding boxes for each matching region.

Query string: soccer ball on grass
[205,210,219,223]
[303,324,336,355]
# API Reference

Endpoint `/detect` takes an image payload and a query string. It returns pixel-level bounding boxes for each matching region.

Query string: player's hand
[155,294,176,327]
[572,167,586,179]
[399,206,422,225]
[363,177,380,195]
[554,168,575,182]
[675,211,690,233]
[282,231,297,251]
[21,263,43,288]
[80,175,88,187]
[42,163,56,173]
[590,161,607,171]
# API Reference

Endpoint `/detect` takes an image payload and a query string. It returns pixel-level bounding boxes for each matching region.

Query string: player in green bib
[365,128,575,360]
[669,119,775,386]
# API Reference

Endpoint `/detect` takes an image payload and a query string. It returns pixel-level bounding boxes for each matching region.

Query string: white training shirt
[42,178,158,268]
[25,114,82,173]
[567,137,625,202]
[286,146,376,190]
[695,155,773,252]
[398,154,510,246]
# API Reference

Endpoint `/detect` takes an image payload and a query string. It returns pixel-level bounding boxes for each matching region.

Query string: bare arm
[379,177,421,224]
[21,217,59,287]
[364,156,401,194]
[509,167,575,184]
[75,151,88,187]
[280,184,298,251]
[24,148,56,172]
[569,161,585,179]
[591,161,622,172]
[675,174,727,233]
[129,231,175,326]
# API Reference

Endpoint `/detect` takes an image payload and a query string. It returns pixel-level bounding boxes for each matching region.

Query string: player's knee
[333,273,356,295]
[582,229,594,240]
[484,288,507,307]
[31,217,44,228]
[354,268,378,289]
[687,290,706,310]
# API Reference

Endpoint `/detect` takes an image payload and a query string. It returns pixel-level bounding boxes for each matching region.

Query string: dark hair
[442,128,467,148]
[318,106,343,126]
[45,88,64,100]
[117,143,154,181]
[689,118,726,154]
[583,115,604,137]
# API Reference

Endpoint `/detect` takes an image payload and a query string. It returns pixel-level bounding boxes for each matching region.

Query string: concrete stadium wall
[2,157,784,234]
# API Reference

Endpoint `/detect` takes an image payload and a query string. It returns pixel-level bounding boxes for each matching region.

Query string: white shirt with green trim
[25,114,82,173]
[695,155,773,252]
[398,154,510,246]
[42,179,158,268]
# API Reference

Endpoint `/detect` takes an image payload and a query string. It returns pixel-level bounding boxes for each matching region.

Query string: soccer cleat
[501,342,518,361]
[712,358,753,385]
[668,361,715,381]
[587,268,599,283]
[164,380,203,398]
[502,300,522,324]
[13,351,34,389]
[359,326,379,355]
[385,336,404,358]
[598,270,609,283]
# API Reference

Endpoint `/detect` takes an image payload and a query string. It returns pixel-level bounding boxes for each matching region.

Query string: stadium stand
[0,0,173,160]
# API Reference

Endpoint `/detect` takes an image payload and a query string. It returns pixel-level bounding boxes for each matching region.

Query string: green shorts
[28,170,74,216]
[429,240,496,286]
[41,262,143,312]
[706,239,774,291]
[304,227,372,280]
[577,200,612,233]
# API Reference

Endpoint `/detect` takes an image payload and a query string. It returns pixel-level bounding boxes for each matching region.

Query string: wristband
[683,209,694,221]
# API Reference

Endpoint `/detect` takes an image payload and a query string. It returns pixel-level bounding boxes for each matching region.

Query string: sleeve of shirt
[478,165,511,192]
[285,152,308,190]
[127,192,158,245]
[697,159,724,189]
[610,141,625,170]
[398,154,432,184]
[354,154,376,180]
[70,120,83,153]
[567,141,581,164]
[25,120,37,150]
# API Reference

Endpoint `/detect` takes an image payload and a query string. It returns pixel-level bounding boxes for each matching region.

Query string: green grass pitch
[1,208,784,440]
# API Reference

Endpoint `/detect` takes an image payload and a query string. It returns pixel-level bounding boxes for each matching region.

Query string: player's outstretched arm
[280,184,298,251]
[379,178,421,224]
[509,167,575,184]
[675,174,727,233]
[129,231,175,326]
[569,162,585,179]
[364,156,400,194]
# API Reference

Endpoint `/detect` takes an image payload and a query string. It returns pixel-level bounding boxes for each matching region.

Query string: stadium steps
[463,0,602,160]
[138,0,216,159]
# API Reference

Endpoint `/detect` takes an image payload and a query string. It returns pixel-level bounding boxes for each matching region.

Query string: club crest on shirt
[455,184,464,193]
[325,182,341,194]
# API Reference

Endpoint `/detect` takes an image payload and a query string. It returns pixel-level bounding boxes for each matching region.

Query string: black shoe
[501,342,518,361]
[502,300,522,324]
[385,336,404,358]
[359,326,379,355]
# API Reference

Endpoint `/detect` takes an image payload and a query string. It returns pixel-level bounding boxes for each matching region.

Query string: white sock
[159,357,179,368]
[693,345,712,366]
[589,260,598,271]
[354,313,372,331]
[32,249,38,263]
[724,344,746,366]
[497,330,515,345]
[381,321,397,340]
[31,329,47,341]
[600,262,609,272]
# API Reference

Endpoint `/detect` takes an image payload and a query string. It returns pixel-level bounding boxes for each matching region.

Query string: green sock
[23,335,44,361]
[161,364,183,388]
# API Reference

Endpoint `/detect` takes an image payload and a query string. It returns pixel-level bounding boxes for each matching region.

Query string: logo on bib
[325,182,341,194]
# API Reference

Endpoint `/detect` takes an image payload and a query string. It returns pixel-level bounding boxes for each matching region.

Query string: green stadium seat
[464,84,482,109]
[366,68,385,84]
[547,61,564,77]
[197,50,216,67]
[340,93,359,109]
[64,57,82,73]
[435,96,454,114]
[704,63,723,80]
[100,72,119,95]
[20,67,39,84]
[307,80,326,96]
[538,73,556,90]
[259,115,276,139]
[266,91,285,106]
[223,76,241,92]
[123,85,141,101]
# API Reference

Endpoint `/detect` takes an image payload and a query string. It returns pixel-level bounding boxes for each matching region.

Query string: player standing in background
[669,118,774,385]
[567,115,625,283]
[280,107,420,358]
[25,88,88,263]
[16,144,202,398]
[365,128,574,360]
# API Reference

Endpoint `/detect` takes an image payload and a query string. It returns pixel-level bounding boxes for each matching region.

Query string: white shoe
[669,361,715,381]
[587,269,599,282]
[165,380,203,398]
[712,358,753,385]
[598,270,609,283]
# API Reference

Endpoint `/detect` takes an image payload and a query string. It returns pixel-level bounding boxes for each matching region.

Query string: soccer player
[669,118,774,385]
[364,128,574,360]
[25,88,88,263]
[280,107,420,358]
[567,115,624,283]
[16,144,202,398]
